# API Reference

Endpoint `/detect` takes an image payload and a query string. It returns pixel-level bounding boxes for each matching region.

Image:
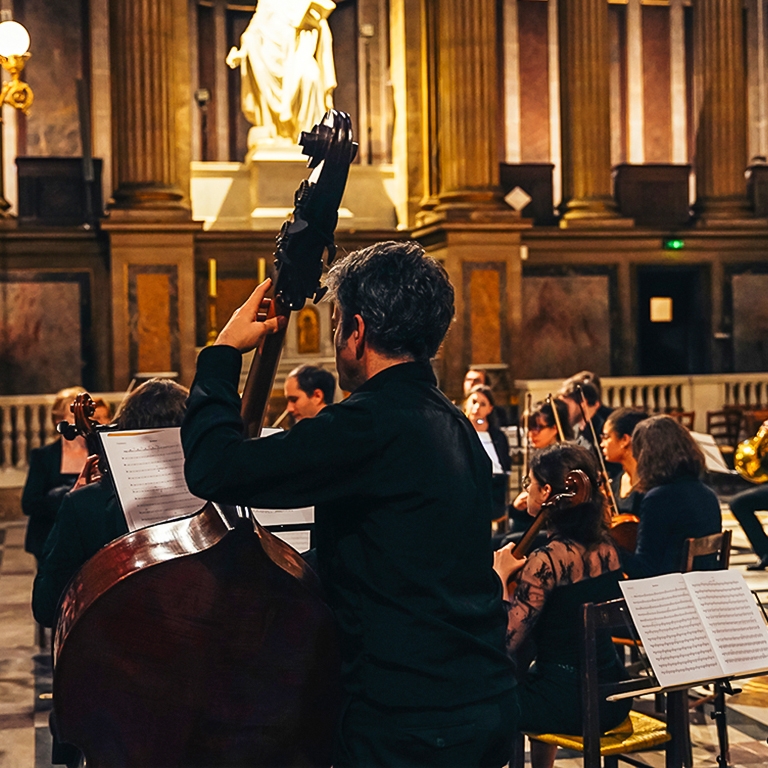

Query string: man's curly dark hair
[325,240,455,363]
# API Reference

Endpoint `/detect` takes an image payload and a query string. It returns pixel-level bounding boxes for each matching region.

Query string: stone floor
[2,506,768,767]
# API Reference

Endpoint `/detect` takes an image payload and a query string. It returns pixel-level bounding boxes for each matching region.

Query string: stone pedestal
[104,222,201,390]
[412,222,531,400]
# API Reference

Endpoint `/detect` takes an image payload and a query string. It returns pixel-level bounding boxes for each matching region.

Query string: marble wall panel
[642,5,672,163]
[518,0,550,163]
[520,274,610,379]
[732,273,768,372]
[464,263,506,366]
[0,272,88,394]
[19,0,86,157]
[128,266,179,377]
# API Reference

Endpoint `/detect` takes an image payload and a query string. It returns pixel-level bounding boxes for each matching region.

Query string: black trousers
[730,485,768,557]
[332,688,518,768]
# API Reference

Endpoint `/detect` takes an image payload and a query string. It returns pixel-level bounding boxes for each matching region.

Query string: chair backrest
[679,529,732,573]
[581,599,663,766]
[668,410,695,430]
[706,409,742,449]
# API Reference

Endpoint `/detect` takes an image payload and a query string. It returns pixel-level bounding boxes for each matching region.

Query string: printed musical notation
[621,571,768,689]
[101,428,207,531]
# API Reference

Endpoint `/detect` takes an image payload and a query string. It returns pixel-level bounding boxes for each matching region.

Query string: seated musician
[283,363,336,423]
[32,379,189,628]
[510,398,573,517]
[181,241,517,768]
[599,408,649,519]
[729,419,768,570]
[621,414,721,578]
[22,387,94,564]
[464,384,512,521]
[493,443,631,768]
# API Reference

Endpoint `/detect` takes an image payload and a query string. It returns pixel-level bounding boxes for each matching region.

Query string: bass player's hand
[215,278,287,353]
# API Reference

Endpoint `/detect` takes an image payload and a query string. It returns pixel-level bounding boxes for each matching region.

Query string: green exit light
[663,238,685,250]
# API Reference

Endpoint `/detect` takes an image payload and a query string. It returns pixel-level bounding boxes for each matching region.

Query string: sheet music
[686,570,768,676]
[272,530,312,553]
[620,574,723,688]
[100,428,207,532]
[690,431,737,475]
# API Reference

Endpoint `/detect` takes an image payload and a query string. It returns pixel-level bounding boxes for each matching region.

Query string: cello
[52,110,357,767]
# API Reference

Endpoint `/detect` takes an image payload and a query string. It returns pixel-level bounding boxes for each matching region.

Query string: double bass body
[53,504,341,767]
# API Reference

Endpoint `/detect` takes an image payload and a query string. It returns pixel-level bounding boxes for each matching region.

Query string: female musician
[728,419,768,570]
[22,387,94,562]
[464,385,511,520]
[510,399,573,514]
[32,379,189,628]
[493,443,630,768]
[621,414,721,578]
[599,408,649,518]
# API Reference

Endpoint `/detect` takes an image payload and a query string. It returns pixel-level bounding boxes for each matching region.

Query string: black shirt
[182,346,515,709]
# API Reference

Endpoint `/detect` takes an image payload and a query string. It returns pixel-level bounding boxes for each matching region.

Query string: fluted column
[558,0,624,224]
[694,0,752,222]
[418,0,514,223]
[109,0,187,214]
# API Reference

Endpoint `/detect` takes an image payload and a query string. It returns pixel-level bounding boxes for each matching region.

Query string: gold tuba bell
[734,422,768,484]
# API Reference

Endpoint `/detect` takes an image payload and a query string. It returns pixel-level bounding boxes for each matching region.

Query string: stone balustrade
[515,372,768,434]
[0,394,124,488]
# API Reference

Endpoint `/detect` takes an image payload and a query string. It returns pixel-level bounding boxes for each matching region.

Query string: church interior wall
[1,0,768,398]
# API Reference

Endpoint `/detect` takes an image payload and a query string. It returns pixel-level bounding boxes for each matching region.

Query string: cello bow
[575,384,638,552]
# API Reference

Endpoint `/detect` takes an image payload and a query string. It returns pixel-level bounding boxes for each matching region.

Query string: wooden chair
[668,411,695,430]
[680,530,731,573]
[705,409,742,464]
[510,599,686,768]
[679,530,732,766]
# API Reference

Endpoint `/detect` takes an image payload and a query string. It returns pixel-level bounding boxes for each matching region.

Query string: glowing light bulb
[0,21,30,57]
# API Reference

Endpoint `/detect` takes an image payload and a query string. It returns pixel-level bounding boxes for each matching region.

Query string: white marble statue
[227,0,337,155]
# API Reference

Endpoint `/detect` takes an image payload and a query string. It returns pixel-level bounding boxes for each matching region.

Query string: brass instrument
[735,422,768,484]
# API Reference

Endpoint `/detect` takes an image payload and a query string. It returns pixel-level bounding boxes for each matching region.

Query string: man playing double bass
[182,240,517,767]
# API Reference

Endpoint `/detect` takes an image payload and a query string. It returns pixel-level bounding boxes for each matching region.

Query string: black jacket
[22,440,78,560]
[182,346,515,710]
[32,479,128,627]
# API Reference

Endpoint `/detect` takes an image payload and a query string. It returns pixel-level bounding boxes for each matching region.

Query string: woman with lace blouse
[493,443,631,768]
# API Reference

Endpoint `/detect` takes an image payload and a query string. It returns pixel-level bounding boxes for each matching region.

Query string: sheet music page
[620,574,724,687]
[271,530,312,553]
[685,569,768,677]
[100,428,207,532]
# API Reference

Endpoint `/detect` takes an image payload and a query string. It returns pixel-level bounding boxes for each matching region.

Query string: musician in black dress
[182,241,517,768]
[32,379,189,628]
[22,387,92,562]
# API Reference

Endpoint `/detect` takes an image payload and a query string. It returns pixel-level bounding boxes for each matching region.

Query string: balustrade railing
[516,373,768,435]
[0,393,124,487]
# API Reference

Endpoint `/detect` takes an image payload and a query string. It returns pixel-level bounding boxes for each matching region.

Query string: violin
[575,385,638,552]
[56,393,109,485]
[52,110,357,767]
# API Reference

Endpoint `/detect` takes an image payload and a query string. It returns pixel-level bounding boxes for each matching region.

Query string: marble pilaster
[693,0,753,222]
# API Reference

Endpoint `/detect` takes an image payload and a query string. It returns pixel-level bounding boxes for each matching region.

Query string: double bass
[52,110,357,767]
